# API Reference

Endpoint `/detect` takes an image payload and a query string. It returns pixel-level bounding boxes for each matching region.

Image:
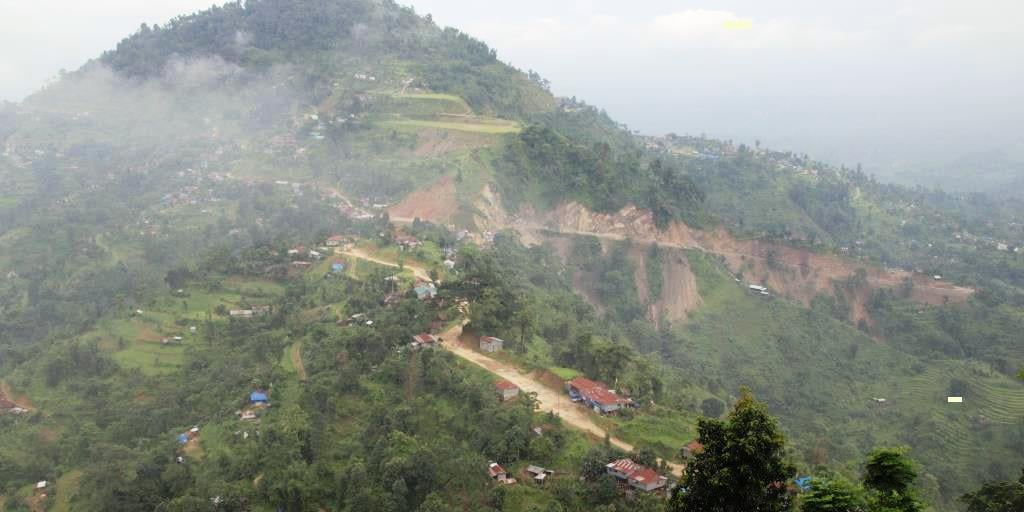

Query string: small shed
[411,333,439,350]
[480,336,504,353]
[250,391,269,405]
[526,465,554,485]
[414,283,437,300]
[682,439,704,460]
[496,380,520,401]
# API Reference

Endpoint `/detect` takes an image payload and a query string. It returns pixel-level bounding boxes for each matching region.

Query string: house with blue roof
[414,282,437,300]
[250,391,269,405]
[794,476,812,492]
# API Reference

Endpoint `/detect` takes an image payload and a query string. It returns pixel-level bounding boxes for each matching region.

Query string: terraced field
[894,361,1024,465]
[385,117,520,134]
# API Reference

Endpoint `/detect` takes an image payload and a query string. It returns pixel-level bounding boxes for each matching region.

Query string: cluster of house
[325,235,354,249]
[954,232,1021,255]
[395,234,422,251]
[487,462,555,486]
[606,458,669,493]
[161,335,185,345]
[176,426,200,445]
[338,204,375,220]
[566,377,634,414]
[284,236,358,274]
[486,458,666,493]
[238,390,271,421]
[229,304,271,319]
[748,284,770,297]
[0,395,28,415]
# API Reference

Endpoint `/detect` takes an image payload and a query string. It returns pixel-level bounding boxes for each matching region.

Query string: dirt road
[340,247,433,282]
[344,250,685,476]
[439,321,685,477]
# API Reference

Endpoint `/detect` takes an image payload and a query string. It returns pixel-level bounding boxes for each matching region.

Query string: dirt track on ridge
[340,247,432,282]
[439,321,685,477]
[343,251,685,476]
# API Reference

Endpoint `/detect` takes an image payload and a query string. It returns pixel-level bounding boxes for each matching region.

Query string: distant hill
[876,148,1024,199]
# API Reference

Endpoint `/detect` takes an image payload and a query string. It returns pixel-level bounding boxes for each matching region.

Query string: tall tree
[959,468,1024,512]
[669,389,795,512]
[862,448,924,512]
[800,475,867,512]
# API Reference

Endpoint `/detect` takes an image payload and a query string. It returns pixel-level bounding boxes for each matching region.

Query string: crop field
[83,276,285,375]
[385,118,521,134]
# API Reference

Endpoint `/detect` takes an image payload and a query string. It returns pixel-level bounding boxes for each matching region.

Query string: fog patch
[163,55,244,88]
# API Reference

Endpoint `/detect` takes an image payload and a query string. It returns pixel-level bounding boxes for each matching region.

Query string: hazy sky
[2,0,1022,169]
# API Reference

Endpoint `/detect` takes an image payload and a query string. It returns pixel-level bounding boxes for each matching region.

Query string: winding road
[339,247,433,282]
[345,251,685,476]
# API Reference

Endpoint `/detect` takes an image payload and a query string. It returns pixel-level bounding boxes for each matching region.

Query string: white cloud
[644,10,869,51]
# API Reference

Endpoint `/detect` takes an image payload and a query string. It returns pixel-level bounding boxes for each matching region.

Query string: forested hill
[2,1,1024,511]
[98,0,553,118]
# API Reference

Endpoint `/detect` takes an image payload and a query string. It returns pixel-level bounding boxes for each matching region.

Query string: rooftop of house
[569,377,629,406]
[412,333,438,344]
[495,380,518,391]
[607,458,642,475]
[607,458,665,486]
[488,462,506,477]
[629,466,665,485]
[686,440,704,454]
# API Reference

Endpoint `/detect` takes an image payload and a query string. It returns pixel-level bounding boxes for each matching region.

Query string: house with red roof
[488,462,515,484]
[395,235,422,251]
[325,235,348,247]
[410,333,438,350]
[606,458,668,492]
[682,439,704,460]
[566,376,632,414]
[495,380,519,401]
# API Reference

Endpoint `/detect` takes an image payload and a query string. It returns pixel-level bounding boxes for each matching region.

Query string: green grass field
[86,276,286,375]
[548,367,580,380]
[385,119,521,134]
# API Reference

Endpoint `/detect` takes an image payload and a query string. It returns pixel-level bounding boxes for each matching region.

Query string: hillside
[0,1,1023,511]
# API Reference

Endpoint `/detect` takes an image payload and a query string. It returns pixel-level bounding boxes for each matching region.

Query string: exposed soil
[387,174,458,223]
[440,320,685,477]
[657,249,702,325]
[388,181,972,323]
[629,245,701,326]
[412,129,489,157]
[521,202,972,316]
